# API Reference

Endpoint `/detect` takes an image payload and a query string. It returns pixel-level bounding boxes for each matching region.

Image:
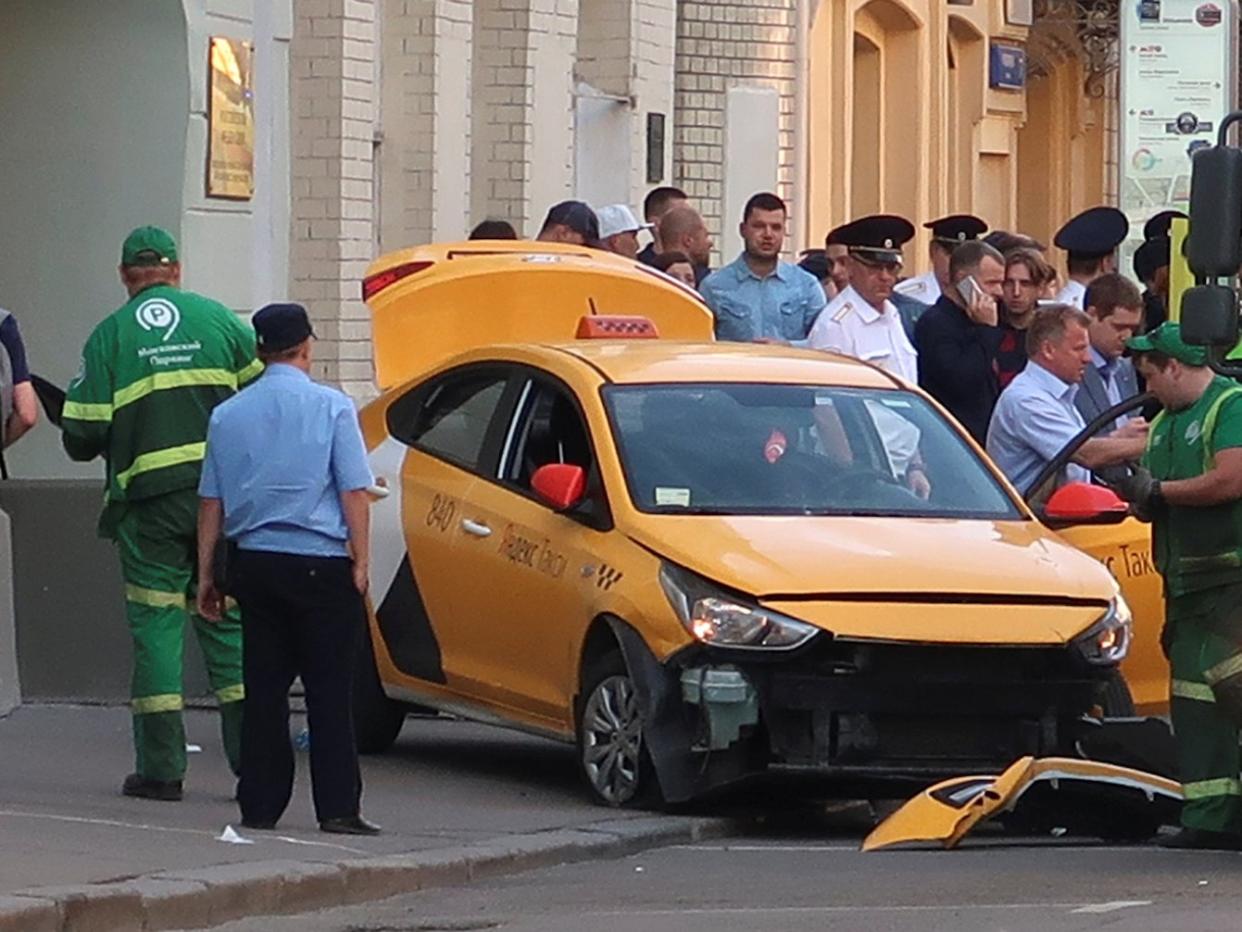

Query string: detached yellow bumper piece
[863,756,1183,851]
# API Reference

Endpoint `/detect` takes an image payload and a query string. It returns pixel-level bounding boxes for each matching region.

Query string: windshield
[603,383,1023,519]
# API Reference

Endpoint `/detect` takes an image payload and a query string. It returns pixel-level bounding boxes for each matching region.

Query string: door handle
[461,519,492,538]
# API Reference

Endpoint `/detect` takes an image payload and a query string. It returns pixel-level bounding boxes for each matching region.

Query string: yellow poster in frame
[207,36,254,200]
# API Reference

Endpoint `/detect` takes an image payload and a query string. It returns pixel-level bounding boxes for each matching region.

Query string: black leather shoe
[319,815,382,836]
[1158,828,1242,851]
[122,773,183,802]
[241,818,278,831]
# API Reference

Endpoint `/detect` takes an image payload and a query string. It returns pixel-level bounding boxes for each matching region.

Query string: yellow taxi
[352,242,1152,806]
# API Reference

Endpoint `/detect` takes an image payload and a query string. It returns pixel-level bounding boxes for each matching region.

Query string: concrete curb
[1,815,735,931]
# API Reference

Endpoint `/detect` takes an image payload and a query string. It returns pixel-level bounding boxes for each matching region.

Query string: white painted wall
[722,85,781,260]
[574,83,634,209]
[0,1,190,481]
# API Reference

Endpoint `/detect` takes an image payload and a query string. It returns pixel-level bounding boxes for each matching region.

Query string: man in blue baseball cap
[197,302,381,836]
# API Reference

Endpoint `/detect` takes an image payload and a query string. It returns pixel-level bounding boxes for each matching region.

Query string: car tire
[353,623,408,754]
[576,651,660,808]
[1102,671,1136,718]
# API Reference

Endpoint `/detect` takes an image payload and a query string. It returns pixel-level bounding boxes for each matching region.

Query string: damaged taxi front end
[596,374,1136,804]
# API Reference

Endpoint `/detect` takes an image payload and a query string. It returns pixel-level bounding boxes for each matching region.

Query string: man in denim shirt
[700,192,826,345]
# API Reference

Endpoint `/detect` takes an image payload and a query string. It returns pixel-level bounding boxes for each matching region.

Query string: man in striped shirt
[62,226,261,802]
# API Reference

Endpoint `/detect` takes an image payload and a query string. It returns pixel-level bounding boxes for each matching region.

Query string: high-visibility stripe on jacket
[62,284,260,505]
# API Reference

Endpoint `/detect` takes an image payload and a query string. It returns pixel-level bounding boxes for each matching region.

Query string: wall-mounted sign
[989,43,1027,90]
[207,36,255,200]
[1006,0,1034,26]
[1119,0,1238,271]
[646,113,666,184]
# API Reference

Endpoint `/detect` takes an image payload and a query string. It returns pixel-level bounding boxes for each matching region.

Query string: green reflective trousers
[111,492,242,782]
[1166,585,1242,834]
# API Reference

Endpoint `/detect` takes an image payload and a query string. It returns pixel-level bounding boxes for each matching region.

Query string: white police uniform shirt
[808,285,918,383]
[1055,279,1087,309]
[893,271,940,305]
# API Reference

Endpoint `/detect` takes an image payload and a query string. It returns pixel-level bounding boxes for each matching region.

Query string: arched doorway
[851,33,882,215]
[852,0,923,222]
[946,15,985,212]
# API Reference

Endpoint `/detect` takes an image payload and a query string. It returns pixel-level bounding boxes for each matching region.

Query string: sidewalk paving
[0,705,731,930]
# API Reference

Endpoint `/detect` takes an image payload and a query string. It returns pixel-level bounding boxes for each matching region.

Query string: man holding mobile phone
[913,240,1007,444]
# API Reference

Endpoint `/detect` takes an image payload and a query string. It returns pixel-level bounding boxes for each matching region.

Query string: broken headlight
[659,563,821,651]
[1073,596,1133,665]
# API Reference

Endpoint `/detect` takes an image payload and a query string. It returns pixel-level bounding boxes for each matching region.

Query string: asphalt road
[198,835,1242,932]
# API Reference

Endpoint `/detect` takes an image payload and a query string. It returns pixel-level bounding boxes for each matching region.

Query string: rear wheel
[352,623,408,754]
[576,651,659,807]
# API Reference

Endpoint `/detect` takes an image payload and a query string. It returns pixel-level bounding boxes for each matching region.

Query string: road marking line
[1071,901,1153,914]
[0,809,367,854]
[669,844,861,852]
[590,904,1104,916]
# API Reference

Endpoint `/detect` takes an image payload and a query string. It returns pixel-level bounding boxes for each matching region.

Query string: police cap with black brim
[925,214,988,246]
[1133,236,1172,283]
[834,215,915,266]
[1053,206,1129,259]
[1143,210,1187,242]
[253,302,316,354]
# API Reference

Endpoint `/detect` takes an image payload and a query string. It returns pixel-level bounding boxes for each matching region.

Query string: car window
[503,382,595,490]
[389,371,508,469]
[604,383,1022,518]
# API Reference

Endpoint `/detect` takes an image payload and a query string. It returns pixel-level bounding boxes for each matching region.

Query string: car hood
[627,515,1113,599]
[627,515,1117,643]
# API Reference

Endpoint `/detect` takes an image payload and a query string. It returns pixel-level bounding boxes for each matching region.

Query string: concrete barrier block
[273,862,346,914]
[117,877,212,931]
[10,884,142,932]
[0,895,59,932]
[335,849,472,905]
[153,859,303,925]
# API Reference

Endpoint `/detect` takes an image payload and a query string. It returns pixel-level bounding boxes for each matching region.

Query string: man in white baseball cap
[596,204,652,260]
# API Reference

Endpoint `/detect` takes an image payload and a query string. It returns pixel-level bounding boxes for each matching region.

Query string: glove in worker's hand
[1110,467,1163,519]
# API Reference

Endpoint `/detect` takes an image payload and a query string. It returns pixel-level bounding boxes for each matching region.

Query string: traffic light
[1183,114,1242,350]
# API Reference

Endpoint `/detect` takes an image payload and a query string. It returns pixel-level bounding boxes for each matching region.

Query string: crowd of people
[476,188,1188,500]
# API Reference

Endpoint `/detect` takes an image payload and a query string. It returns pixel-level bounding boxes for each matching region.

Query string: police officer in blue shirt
[196,303,380,836]
[699,192,827,344]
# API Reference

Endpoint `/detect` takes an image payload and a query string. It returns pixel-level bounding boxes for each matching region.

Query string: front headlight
[659,563,821,651]
[1074,596,1133,665]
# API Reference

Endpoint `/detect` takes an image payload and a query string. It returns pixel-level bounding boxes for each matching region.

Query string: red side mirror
[531,464,587,511]
[1044,482,1130,523]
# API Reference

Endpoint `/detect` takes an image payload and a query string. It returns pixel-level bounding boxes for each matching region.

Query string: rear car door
[372,365,520,695]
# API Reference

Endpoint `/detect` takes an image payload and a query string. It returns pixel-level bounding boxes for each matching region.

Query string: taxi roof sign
[576,315,660,339]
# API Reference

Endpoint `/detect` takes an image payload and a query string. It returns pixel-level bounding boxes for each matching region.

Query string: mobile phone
[956,275,983,305]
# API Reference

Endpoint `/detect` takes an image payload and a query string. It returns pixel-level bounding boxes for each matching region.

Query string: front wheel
[576,652,660,808]
[352,622,408,754]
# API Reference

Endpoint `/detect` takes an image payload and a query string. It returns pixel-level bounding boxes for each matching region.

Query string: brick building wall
[290,0,379,399]
[377,0,473,251]
[471,0,579,235]
[673,0,799,262]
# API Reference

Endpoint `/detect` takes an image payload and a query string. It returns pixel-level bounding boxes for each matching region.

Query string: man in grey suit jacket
[1075,273,1144,431]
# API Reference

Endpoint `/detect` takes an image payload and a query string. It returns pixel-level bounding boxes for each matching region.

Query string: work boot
[1158,827,1242,851]
[121,773,183,802]
[319,814,382,836]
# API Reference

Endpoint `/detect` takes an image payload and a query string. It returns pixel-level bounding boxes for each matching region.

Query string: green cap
[121,226,178,266]
[1126,321,1209,367]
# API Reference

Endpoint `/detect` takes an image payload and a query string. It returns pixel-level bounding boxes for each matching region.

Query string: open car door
[1023,394,1169,715]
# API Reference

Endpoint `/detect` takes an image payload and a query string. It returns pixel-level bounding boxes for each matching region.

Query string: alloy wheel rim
[582,674,642,804]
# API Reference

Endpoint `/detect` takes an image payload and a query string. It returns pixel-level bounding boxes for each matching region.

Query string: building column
[471,0,579,235]
[377,0,473,251]
[289,0,378,400]
[575,0,676,208]
[674,1,800,264]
